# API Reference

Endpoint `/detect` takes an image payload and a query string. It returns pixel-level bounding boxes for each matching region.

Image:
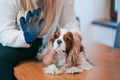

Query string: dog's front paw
[44,64,62,75]
[81,60,93,71]
[83,63,93,71]
[66,67,84,74]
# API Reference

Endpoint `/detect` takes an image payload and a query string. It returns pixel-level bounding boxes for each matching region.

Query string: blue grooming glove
[20,8,45,43]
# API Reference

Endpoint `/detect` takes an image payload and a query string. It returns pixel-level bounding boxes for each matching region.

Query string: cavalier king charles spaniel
[37,28,93,75]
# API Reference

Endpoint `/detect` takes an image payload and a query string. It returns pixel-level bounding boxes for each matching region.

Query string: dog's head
[50,28,74,56]
[43,28,84,67]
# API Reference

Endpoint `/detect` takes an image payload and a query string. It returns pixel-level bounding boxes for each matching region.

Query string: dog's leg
[80,52,93,71]
[44,64,62,75]
[66,61,93,74]
[81,59,93,71]
[66,67,84,74]
[66,51,93,74]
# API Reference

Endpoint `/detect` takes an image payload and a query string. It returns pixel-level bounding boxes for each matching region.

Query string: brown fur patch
[63,32,74,55]
[49,28,61,44]
[66,32,83,68]
[66,47,81,68]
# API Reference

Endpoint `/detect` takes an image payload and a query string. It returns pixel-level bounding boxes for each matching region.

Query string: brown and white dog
[37,28,93,75]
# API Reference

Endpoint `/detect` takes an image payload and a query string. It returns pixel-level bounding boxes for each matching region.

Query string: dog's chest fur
[54,52,67,67]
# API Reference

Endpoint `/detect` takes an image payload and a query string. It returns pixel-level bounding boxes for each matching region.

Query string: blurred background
[74,0,119,47]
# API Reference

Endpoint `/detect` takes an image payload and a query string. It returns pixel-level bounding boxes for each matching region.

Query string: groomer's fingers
[28,9,36,23]
[32,9,37,17]
[26,11,32,23]
[20,17,27,31]
[33,8,42,22]
[36,8,41,16]
[31,9,40,23]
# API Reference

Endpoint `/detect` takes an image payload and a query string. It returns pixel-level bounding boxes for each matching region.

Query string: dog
[37,28,93,75]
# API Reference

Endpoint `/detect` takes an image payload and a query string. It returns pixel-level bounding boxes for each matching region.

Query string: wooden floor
[14,41,120,80]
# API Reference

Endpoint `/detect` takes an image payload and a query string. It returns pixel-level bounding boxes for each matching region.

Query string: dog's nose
[57,40,62,45]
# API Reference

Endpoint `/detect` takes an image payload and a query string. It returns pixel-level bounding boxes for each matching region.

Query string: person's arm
[59,0,80,33]
[0,0,30,47]
[0,0,45,47]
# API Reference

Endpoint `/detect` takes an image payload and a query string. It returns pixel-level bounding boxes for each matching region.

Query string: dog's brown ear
[66,32,84,68]
[66,46,81,68]
[80,45,84,52]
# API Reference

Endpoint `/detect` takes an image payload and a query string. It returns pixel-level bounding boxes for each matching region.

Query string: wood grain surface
[14,41,120,80]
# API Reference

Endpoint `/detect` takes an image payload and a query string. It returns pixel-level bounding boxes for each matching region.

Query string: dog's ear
[42,42,56,66]
[66,32,83,68]
[66,46,81,68]
[66,46,85,68]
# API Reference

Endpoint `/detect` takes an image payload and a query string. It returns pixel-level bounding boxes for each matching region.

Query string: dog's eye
[54,34,58,39]
[64,37,69,41]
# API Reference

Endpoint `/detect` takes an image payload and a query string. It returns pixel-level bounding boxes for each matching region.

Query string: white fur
[44,64,62,75]
[79,52,93,71]
[55,50,66,67]
[53,29,68,52]
[46,47,67,75]
[66,67,84,74]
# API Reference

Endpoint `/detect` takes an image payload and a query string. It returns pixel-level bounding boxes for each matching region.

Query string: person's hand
[20,8,45,43]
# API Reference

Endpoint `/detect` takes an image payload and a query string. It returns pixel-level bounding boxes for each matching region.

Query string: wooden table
[14,41,120,80]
